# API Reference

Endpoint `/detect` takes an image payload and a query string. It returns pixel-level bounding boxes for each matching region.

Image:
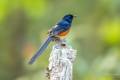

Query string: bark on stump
[47,43,76,80]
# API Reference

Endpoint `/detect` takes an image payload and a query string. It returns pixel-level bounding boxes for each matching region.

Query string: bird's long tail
[29,36,53,64]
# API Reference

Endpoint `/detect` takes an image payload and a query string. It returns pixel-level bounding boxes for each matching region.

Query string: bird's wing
[48,20,70,35]
[52,21,70,35]
[28,36,53,64]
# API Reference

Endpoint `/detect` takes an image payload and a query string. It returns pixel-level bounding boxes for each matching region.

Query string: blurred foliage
[0,0,120,80]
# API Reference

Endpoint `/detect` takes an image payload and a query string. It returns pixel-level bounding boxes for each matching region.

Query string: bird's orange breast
[58,29,70,36]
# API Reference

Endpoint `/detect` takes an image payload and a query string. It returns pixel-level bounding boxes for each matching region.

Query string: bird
[28,14,75,64]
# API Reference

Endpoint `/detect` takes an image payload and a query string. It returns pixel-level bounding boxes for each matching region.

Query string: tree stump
[46,42,76,80]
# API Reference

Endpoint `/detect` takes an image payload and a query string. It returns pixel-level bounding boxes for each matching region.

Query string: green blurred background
[0,0,120,80]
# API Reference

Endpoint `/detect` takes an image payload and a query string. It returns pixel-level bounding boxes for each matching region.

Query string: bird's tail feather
[29,36,52,64]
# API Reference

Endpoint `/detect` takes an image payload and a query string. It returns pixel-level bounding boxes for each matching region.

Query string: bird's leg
[60,38,67,47]
[53,36,61,42]
[51,36,67,47]
[54,37,67,47]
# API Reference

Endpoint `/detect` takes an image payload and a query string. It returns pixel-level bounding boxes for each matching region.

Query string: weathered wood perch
[46,41,76,80]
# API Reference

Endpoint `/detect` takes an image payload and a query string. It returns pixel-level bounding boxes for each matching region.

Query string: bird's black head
[62,14,75,23]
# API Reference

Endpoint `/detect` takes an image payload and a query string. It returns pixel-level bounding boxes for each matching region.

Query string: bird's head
[62,14,76,23]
